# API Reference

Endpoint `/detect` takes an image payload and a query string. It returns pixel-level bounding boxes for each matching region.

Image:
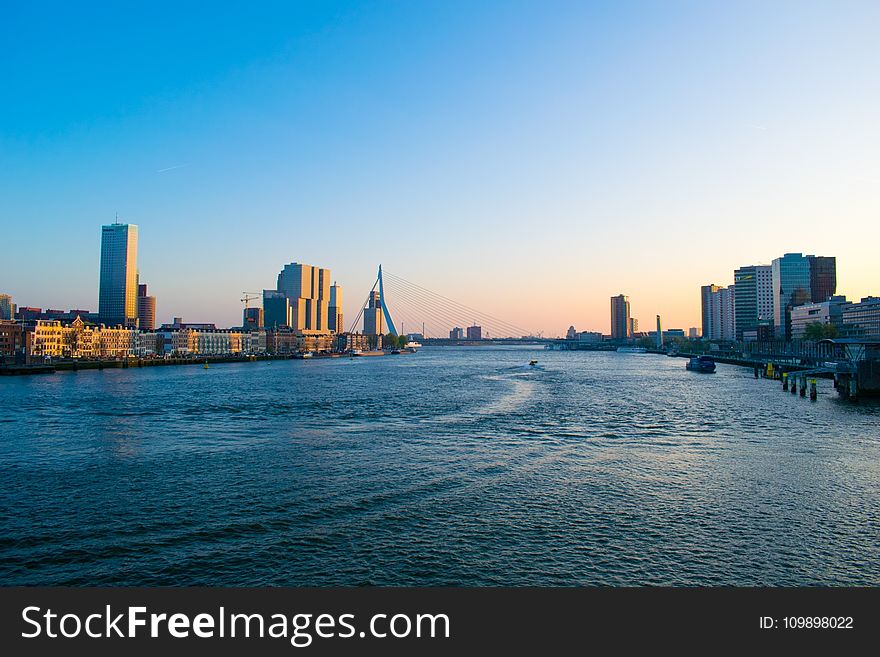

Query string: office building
[363,290,385,336]
[610,295,630,340]
[450,326,464,340]
[263,290,290,329]
[0,320,23,359]
[277,262,332,334]
[137,283,157,331]
[688,327,699,339]
[0,294,14,320]
[466,325,482,340]
[243,307,264,331]
[656,315,663,349]
[328,283,343,333]
[771,253,809,339]
[701,284,735,341]
[790,296,851,340]
[629,318,639,336]
[808,256,837,303]
[98,222,139,327]
[733,264,772,340]
[842,297,880,339]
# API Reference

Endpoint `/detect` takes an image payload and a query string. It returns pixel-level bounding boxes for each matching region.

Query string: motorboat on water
[617,346,647,353]
[406,341,423,349]
[686,355,716,373]
[529,360,538,366]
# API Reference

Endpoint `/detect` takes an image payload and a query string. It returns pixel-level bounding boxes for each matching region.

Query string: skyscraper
[98,222,138,327]
[328,283,343,333]
[263,290,290,329]
[610,295,630,340]
[137,283,157,331]
[656,315,663,349]
[701,284,735,341]
[277,262,332,334]
[771,253,812,340]
[733,265,772,340]
[0,294,13,320]
[363,290,384,336]
[808,255,837,303]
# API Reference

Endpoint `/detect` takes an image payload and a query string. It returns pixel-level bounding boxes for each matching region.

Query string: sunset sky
[2,1,878,335]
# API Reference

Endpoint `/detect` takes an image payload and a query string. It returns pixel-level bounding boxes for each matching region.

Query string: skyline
[2,1,879,334]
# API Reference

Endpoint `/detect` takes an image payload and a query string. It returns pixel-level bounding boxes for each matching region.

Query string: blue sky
[2,1,878,334]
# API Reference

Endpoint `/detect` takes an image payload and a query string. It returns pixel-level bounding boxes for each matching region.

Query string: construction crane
[241,292,260,310]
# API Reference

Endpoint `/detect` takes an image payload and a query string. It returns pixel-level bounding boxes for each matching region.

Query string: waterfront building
[449,326,464,340]
[0,320,23,359]
[610,295,630,340]
[771,253,811,339]
[842,296,880,339]
[629,318,639,336]
[137,283,157,331]
[790,296,851,340]
[656,315,663,349]
[26,320,66,359]
[263,290,290,329]
[577,331,603,343]
[98,222,139,328]
[0,294,14,320]
[277,262,332,335]
[243,307,264,331]
[701,284,735,341]
[137,332,161,357]
[16,307,43,322]
[335,332,372,353]
[363,290,385,336]
[733,264,772,340]
[808,255,837,303]
[688,327,699,339]
[466,325,482,341]
[566,326,577,339]
[328,283,343,333]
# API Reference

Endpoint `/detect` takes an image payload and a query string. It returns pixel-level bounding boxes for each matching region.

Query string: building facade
[0,320,23,359]
[808,255,837,304]
[137,283,157,330]
[449,327,464,340]
[790,296,851,340]
[363,290,385,336]
[328,283,343,333]
[733,264,772,340]
[0,294,14,320]
[98,223,139,328]
[842,297,880,339]
[610,294,630,340]
[771,253,810,339]
[263,290,290,329]
[466,325,482,341]
[243,307,264,331]
[701,285,735,341]
[277,262,332,334]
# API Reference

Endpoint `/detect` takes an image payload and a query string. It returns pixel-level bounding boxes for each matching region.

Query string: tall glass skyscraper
[98,223,138,328]
[771,253,811,340]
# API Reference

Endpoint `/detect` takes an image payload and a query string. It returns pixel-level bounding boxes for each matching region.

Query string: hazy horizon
[2,1,878,335]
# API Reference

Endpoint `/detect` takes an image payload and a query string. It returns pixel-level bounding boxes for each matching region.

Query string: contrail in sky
[157,163,189,173]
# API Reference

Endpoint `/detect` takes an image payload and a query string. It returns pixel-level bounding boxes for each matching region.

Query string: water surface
[1,346,878,585]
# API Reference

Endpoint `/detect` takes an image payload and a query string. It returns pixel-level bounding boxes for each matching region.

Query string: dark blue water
[1,346,878,586]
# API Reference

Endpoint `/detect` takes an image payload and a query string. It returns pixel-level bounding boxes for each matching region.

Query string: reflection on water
[0,346,878,586]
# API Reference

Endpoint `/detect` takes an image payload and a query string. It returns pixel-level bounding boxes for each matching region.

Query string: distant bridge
[350,265,532,339]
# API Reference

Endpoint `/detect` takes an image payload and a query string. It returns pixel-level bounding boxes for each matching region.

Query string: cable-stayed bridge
[350,265,533,340]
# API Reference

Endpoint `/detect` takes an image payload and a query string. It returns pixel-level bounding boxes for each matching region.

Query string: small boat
[686,356,716,373]
[406,341,423,349]
[529,360,538,366]
[203,360,209,369]
[617,346,647,353]
[391,349,401,355]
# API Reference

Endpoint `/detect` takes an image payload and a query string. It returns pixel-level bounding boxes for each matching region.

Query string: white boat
[405,341,422,349]
[616,346,647,353]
